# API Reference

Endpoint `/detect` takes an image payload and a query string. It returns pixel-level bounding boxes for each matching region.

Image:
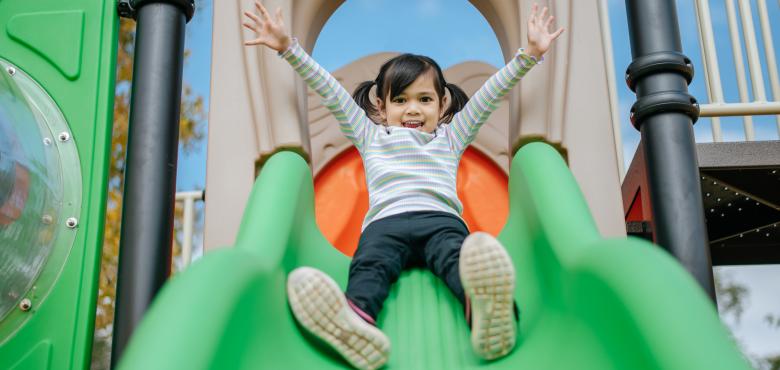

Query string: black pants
[345,211,469,320]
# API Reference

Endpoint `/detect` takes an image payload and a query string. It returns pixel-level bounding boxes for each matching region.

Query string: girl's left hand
[526,3,565,60]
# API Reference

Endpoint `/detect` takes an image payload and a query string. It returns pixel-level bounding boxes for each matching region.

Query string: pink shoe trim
[347,299,377,326]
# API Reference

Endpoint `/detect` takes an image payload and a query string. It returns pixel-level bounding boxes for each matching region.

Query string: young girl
[243,3,563,369]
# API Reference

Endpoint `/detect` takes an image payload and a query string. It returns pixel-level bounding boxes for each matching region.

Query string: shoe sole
[287,267,390,370]
[459,232,517,360]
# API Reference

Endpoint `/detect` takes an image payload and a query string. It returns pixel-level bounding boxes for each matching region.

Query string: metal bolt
[727,203,732,207]
[720,213,725,217]
[756,202,760,206]
[43,138,52,146]
[6,67,16,76]
[709,208,715,213]
[66,217,78,228]
[717,198,721,202]
[724,187,729,191]
[739,234,744,238]
[41,215,53,225]
[19,298,31,311]
[738,208,742,211]
[58,132,70,142]
[713,181,718,185]
[706,193,711,197]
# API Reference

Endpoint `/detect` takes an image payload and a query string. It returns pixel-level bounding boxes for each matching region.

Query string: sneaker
[459,232,517,360]
[287,267,390,370]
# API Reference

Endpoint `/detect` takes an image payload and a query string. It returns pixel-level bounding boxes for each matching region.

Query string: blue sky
[177,0,779,361]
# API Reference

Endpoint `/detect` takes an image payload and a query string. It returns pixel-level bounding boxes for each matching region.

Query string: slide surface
[118,143,751,370]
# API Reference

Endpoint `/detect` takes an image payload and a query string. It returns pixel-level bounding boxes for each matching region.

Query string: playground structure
[0,0,777,369]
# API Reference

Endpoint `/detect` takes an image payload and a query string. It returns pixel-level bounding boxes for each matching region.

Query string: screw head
[66,217,78,228]
[19,298,31,311]
[58,132,70,142]
[6,67,16,76]
[41,215,53,225]
[43,138,52,146]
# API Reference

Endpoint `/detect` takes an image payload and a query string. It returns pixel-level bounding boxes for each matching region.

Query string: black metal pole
[111,0,194,367]
[625,0,715,300]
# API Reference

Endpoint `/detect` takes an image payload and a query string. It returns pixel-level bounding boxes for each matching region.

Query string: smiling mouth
[402,120,423,129]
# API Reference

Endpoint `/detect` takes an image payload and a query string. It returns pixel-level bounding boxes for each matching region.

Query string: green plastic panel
[118,144,752,370]
[0,0,118,369]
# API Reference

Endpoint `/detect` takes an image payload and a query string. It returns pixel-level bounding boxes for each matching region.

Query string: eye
[420,96,434,103]
[391,97,406,104]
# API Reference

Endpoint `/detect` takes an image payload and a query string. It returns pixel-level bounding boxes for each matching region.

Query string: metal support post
[111,0,195,366]
[625,0,715,301]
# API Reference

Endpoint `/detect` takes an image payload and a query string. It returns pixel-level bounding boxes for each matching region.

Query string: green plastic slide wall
[117,145,752,370]
[0,0,118,369]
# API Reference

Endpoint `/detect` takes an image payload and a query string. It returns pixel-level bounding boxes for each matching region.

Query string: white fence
[694,0,780,141]
[174,190,204,270]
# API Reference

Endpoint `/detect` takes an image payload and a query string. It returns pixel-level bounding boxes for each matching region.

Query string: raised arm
[243,2,372,151]
[448,3,564,156]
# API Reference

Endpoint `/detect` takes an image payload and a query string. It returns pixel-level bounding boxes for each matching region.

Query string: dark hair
[353,54,468,124]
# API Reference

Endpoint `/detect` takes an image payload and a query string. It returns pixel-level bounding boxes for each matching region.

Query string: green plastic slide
[118,143,751,370]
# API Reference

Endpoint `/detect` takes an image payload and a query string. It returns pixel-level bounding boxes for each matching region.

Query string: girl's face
[377,71,448,134]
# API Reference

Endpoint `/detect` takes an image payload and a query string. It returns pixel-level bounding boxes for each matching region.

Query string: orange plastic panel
[314,147,508,256]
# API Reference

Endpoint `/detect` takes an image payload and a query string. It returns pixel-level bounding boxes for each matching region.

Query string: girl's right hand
[242,1,291,52]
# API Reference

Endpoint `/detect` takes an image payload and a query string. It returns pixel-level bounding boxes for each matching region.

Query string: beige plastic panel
[205,0,625,251]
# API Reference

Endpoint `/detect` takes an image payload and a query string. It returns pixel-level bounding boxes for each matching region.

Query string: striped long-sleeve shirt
[280,41,538,230]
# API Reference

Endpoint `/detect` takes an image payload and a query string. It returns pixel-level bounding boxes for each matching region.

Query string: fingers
[275,6,283,24]
[255,1,271,21]
[242,21,259,33]
[551,27,565,40]
[243,10,262,25]
[544,15,554,30]
[539,6,548,22]
[530,3,538,23]
[244,38,266,46]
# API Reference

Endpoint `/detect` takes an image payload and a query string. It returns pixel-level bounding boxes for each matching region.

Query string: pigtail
[353,80,379,119]
[440,83,469,123]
